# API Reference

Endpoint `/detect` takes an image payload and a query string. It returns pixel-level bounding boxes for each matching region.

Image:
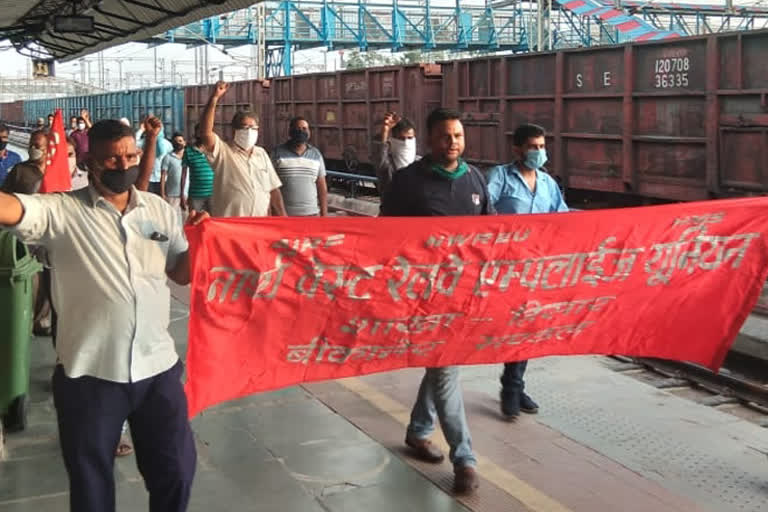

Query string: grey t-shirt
[161,153,187,197]
[271,143,326,216]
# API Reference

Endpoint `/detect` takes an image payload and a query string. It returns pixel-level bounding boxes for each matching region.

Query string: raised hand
[144,115,163,138]
[381,111,401,138]
[212,81,229,100]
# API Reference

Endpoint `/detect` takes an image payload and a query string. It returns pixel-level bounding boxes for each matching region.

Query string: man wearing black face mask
[161,132,189,216]
[0,119,207,512]
[271,116,328,216]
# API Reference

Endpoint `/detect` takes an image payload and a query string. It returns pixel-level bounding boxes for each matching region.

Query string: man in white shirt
[200,81,286,217]
[0,119,207,512]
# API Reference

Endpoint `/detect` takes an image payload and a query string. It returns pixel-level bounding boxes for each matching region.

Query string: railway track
[606,355,768,427]
[328,204,374,217]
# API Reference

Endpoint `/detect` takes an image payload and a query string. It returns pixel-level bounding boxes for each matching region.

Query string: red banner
[184,198,768,417]
[40,110,72,194]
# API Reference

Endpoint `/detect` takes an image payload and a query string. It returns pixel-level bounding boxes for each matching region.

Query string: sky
[0,0,766,97]
[0,41,322,88]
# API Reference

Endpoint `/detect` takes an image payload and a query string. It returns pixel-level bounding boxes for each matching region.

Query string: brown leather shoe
[453,465,479,495]
[405,436,445,463]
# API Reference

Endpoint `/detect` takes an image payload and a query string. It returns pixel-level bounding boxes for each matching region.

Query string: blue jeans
[406,367,476,468]
[501,360,528,394]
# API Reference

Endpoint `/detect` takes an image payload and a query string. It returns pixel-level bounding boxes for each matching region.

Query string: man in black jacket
[380,108,493,495]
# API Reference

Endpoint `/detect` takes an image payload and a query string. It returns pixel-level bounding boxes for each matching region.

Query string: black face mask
[0,141,7,151]
[172,143,185,152]
[98,166,140,194]
[289,129,309,144]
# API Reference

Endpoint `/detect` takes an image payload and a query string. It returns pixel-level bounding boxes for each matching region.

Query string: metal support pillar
[536,0,552,51]
[424,0,435,49]
[483,0,499,50]
[321,0,333,48]
[357,0,368,50]
[257,2,266,79]
[392,0,402,50]
[204,45,209,84]
[282,0,293,76]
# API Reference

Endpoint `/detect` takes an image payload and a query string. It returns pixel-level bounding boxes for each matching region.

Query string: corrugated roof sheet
[1,0,261,61]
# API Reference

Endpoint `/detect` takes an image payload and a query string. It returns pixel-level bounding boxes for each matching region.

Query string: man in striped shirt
[182,124,214,213]
[271,117,328,216]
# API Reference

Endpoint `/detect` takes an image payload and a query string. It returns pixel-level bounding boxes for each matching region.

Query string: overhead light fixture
[53,15,95,33]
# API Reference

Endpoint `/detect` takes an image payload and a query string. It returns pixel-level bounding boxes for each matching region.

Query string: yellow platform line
[337,377,574,512]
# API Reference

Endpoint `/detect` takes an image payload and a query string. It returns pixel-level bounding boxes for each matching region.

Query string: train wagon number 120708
[654,57,690,88]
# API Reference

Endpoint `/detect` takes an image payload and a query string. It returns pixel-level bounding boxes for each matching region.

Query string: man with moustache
[0,119,205,512]
[380,108,493,495]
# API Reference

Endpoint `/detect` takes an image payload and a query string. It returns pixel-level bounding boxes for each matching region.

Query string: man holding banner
[0,119,207,512]
[380,108,493,495]
[487,123,569,420]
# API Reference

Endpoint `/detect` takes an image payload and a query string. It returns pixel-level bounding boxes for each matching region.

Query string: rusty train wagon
[442,29,768,202]
[0,101,25,126]
[271,64,442,173]
[184,79,273,150]
[4,31,767,202]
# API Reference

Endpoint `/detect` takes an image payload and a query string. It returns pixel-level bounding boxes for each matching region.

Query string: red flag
[182,198,768,417]
[39,109,72,193]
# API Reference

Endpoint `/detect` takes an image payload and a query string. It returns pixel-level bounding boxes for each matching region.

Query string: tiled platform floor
[2,294,766,511]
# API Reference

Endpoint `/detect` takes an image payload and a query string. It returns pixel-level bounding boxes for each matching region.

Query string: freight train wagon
[0,101,24,126]
[3,29,767,203]
[184,79,273,149]
[270,64,443,173]
[12,86,186,137]
[442,28,768,202]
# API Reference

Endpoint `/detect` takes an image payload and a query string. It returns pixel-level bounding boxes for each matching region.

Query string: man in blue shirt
[136,120,173,196]
[486,123,568,420]
[0,124,22,186]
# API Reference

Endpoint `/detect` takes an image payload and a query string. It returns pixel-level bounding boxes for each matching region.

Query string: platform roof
[0,0,261,61]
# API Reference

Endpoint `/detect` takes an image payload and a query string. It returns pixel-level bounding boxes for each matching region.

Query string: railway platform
[1,285,767,512]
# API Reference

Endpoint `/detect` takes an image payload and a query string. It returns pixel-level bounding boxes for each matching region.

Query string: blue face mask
[523,148,547,170]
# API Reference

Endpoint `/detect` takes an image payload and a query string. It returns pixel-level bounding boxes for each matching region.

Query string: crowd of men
[0,79,568,510]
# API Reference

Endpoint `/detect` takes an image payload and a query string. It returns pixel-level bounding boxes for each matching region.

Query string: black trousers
[500,360,528,394]
[52,360,196,512]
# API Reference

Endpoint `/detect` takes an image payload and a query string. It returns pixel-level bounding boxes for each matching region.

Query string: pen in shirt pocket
[150,232,169,242]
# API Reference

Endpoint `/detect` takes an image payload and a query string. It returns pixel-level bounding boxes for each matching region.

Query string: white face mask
[390,137,417,170]
[68,156,77,173]
[234,128,258,150]
[77,123,86,131]
[29,147,45,162]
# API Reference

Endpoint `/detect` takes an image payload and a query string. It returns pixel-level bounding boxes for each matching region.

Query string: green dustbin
[0,230,42,432]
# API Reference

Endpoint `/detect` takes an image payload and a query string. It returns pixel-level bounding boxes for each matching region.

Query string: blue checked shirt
[487,163,568,214]
[0,150,22,186]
